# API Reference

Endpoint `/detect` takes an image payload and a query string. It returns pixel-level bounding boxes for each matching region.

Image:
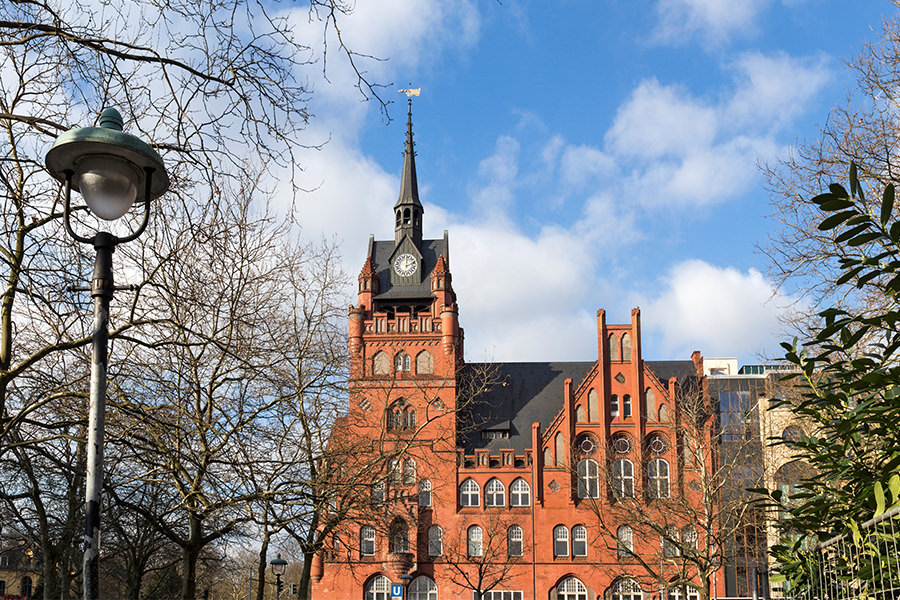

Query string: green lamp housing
[45,108,169,221]
[270,553,288,576]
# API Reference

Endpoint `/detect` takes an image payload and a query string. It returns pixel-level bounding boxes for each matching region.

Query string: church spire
[395,88,423,246]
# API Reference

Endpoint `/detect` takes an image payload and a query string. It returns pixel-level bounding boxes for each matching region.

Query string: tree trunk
[181,516,203,600]
[255,532,270,600]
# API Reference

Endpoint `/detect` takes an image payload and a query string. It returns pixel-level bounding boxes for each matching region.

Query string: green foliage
[769,163,900,593]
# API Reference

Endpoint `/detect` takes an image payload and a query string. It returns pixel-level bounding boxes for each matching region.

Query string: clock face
[393,253,418,277]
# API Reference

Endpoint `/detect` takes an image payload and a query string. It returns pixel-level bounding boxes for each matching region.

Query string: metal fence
[787,504,900,600]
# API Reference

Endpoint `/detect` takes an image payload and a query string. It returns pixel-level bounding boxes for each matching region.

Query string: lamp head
[45,108,169,221]
[269,553,287,576]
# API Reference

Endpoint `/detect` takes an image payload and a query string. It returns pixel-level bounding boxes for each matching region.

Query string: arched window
[648,458,670,499]
[646,387,656,420]
[667,586,700,600]
[588,388,599,422]
[372,351,390,375]
[468,525,483,557]
[611,578,643,600]
[460,478,480,507]
[428,525,443,556]
[360,525,375,556]
[658,404,669,422]
[609,333,621,361]
[555,432,565,466]
[572,525,588,557]
[577,458,600,499]
[611,394,619,419]
[403,207,411,225]
[575,404,586,422]
[553,525,569,557]
[557,576,588,600]
[543,447,553,467]
[782,425,804,447]
[419,479,432,507]
[508,525,524,557]
[387,401,416,430]
[682,525,698,555]
[485,478,505,507]
[617,525,634,559]
[510,478,531,506]
[416,350,433,375]
[390,518,409,553]
[394,352,411,372]
[663,526,680,558]
[612,459,635,498]
[389,458,401,484]
[623,394,632,418]
[621,332,632,360]
[409,576,438,600]
[403,458,416,485]
[371,481,385,504]
[365,575,392,600]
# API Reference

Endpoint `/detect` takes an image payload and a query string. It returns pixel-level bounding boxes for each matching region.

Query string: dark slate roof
[459,360,697,453]
[371,238,447,301]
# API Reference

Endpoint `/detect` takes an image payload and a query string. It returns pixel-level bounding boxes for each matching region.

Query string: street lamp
[270,554,288,600]
[45,107,169,600]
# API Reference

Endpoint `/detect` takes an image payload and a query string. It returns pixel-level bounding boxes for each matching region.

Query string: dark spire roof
[394,98,422,210]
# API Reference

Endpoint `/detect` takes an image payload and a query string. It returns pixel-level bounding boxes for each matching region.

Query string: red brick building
[310,105,722,600]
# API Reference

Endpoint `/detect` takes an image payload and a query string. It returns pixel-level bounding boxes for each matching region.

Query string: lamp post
[270,554,288,600]
[45,107,169,600]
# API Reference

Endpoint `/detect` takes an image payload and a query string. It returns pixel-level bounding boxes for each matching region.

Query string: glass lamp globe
[270,553,287,576]
[74,155,142,221]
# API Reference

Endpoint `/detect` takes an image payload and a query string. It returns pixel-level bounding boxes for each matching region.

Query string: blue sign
[391,583,403,599]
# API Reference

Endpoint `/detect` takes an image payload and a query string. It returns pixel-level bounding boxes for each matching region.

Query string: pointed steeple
[395,97,423,246]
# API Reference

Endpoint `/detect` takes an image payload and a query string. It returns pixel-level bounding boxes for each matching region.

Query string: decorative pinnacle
[98,107,124,131]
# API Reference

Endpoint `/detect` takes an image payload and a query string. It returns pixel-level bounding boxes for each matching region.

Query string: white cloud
[654,0,771,44]
[639,260,797,358]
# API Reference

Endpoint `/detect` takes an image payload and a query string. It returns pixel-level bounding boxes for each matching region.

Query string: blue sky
[281,0,893,366]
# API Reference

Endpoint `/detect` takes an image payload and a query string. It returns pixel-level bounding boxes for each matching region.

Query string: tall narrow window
[360,526,376,556]
[588,388,599,422]
[510,478,531,506]
[485,478,506,507]
[577,459,600,499]
[682,526,698,555]
[371,481,385,504]
[623,394,632,418]
[572,525,588,557]
[612,459,635,498]
[460,478,480,507]
[419,479,432,507]
[555,432,565,466]
[403,458,416,485]
[617,525,633,559]
[663,527,680,558]
[468,525,483,557]
[575,404,586,422]
[621,332,632,361]
[648,458,670,499]
[609,333,621,361]
[611,395,619,419]
[428,525,443,556]
[390,518,409,553]
[394,352,411,372]
[553,525,569,557]
[508,525,524,557]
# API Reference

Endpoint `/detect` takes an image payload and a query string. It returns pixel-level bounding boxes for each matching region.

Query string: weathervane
[399,86,421,99]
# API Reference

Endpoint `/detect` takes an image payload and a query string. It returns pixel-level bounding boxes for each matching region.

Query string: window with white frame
[648,458,670,498]
[419,479,432,507]
[611,394,619,418]
[371,480,385,504]
[468,525,483,557]
[572,525,587,557]
[667,585,700,600]
[360,526,375,556]
[617,525,633,559]
[510,478,531,506]
[485,478,505,507]
[663,526,680,558]
[623,394,632,418]
[556,577,588,600]
[409,576,438,600]
[612,459,635,498]
[611,579,643,600]
[682,526,698,555]
[507,525,523,557]
[394,352,411,372]
[403,458,417,485]
[391,520,409,553]
[577,458,599,498]
[365,575,392,600]
[460,478,480,507]
[553,525,569,558]
[428,525,443,556]
[475,592,523,600]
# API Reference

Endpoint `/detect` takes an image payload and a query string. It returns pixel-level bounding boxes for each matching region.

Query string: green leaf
[889,473,900,504]
[820,198,855,211]
[890,221,900,243]
[819,210,858,231]
[769,574,787,583]
[830,183,849,197]
[851,162,859,196]
[875,481,886,517]
[882,184,895,226]
[836,223,872,244]
[848,232,884,247]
